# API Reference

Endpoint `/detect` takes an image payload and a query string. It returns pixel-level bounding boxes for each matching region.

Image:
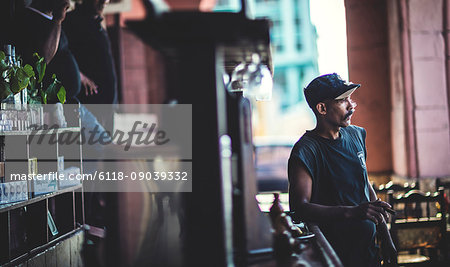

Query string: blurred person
[14,0,111,145]
[15,3,111,265]
[63,0,118,132]
[288,73,397,267]
[15,0,81,104]
[14,0,112,144]
[62,3,118,264]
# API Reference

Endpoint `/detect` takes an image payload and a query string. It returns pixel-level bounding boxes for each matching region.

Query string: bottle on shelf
[3,44,14,66]
[11,45,17,66]
[11,45,27,109]
[269,192,295,260]
[269,192,284,228]
[2,45,14,107]
[0,162,4,184]
[1,44,20,110]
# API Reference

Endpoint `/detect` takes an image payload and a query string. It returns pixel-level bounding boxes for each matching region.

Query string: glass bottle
[2,45,18,109]
[11,45,24,110]
[4,44,14,66]
[11,46,27,109]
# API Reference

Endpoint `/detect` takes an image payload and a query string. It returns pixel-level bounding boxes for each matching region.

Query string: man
[16,0,111,222]
[288,73,397,267]
[63,0,118,131]
[62,3,116,264]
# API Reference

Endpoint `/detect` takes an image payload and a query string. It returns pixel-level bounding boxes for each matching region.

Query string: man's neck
[312,124,341,140]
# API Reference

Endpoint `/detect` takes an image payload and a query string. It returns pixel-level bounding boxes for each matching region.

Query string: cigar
[384,206,396,215]
[375,198,396,214]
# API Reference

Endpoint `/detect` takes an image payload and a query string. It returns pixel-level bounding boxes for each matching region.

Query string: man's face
[322,96,357,128]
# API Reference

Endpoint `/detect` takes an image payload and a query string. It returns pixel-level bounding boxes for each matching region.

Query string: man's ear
[316,102,327,115]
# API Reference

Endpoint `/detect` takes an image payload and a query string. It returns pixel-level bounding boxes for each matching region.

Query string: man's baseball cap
[304,73,360,109]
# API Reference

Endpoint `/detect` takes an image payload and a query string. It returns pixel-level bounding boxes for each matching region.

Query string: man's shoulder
[292,132,319,152]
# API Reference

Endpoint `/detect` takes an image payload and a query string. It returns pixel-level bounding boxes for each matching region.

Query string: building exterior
[215,0,318,110]
[215,0,318,137]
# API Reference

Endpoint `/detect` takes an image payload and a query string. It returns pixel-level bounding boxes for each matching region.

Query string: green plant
[28,53,66,104]
[0,51,66,104]
[0,51,34,101]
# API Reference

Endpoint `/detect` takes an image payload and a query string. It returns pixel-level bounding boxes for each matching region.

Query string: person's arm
[39,0,70,63]
[288,160,391,224]
[80,72,98,96]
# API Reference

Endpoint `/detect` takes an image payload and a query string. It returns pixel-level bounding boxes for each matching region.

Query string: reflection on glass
[245,54,273,101]
[227,54,273,101]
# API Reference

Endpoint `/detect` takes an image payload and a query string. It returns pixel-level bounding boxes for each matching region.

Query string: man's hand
[377,214,398,266]
[80,72,98,96]
[52,0,70,23]
[381,237,397,266]
[348,199,393,225]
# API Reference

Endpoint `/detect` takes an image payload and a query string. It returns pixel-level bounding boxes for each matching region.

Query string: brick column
[345,0,392,174]
[445,0,450,164]
[347,0,450,179]
[407,0,450,177]
[387,0,409,177]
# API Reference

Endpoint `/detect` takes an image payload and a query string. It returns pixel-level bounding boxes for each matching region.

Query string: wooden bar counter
[247,223,343,267]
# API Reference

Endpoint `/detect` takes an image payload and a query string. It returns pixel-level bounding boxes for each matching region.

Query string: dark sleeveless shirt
[288,125,378,267]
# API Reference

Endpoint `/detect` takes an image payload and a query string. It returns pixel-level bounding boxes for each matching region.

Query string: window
[295,34,303,51]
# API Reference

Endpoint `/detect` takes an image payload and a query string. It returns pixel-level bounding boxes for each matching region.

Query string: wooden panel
[70,232,83,267]
[27,251,46,267]
[55,239,71,267]
[45,246,57,267]
[0,212,9,264]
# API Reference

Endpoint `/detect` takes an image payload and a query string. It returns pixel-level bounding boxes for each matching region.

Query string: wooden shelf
[0,184,82,213]
[0,117,84,266]
[0,127,81,136]
[3,227,84,267]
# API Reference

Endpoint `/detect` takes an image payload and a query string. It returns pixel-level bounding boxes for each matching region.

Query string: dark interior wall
[0,0,24,47]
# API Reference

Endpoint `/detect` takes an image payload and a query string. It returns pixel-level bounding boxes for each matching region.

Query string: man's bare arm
[288,161,390,224]
[37,0,70,63]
